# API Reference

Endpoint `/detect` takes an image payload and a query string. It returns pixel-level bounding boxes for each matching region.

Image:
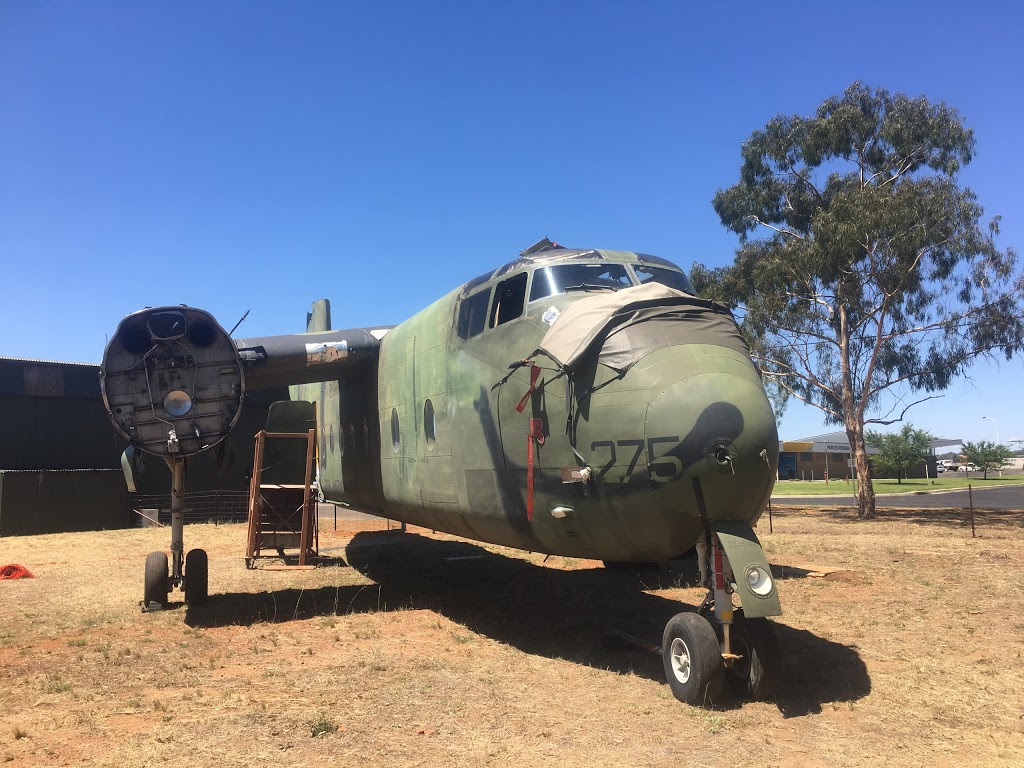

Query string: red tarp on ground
[0,564,33,579]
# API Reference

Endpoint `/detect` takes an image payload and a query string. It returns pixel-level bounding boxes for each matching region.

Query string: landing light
[745,564,774,597]
[163,390,193,417]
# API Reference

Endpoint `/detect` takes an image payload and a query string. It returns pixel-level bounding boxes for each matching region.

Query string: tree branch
[747,216,806,240]
[864,394,944,426]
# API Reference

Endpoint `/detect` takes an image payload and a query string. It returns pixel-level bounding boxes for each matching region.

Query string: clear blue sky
[2,1,1021,445]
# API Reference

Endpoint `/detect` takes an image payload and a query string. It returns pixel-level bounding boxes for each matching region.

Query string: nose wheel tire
[144,551,169,608]
[661,612,723,706]
[184,548,209,605]
[726,612,782,701]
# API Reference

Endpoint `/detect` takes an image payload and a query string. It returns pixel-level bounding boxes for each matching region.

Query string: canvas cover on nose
[536,283,747,373]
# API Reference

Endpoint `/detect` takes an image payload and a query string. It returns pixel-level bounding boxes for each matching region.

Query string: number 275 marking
[591,437,681,484]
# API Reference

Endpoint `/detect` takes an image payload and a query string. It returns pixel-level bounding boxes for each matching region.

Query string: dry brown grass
[0,507,1022,767]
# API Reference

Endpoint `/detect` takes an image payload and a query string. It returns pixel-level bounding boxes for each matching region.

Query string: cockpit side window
[489,272,528,328]
[634,264,695,294]
[529,263,632,301]
[457,287,492,340]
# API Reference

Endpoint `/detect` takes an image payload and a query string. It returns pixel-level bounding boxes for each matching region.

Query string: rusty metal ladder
[244,427,319,568]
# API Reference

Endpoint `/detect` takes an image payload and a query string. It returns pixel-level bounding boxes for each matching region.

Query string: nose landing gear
[660,530,782,706]
[141,457,209,610]
[661,612,724,705]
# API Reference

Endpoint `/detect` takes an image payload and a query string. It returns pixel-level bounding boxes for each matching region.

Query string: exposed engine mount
[99,306,245,458]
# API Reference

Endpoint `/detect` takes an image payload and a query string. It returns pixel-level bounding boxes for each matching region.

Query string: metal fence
[131,490,250,526]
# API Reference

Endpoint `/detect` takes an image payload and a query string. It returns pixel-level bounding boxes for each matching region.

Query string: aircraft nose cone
[645,371,778,520]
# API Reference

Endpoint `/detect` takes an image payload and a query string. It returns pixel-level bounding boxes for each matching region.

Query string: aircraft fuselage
[292,248,778,562]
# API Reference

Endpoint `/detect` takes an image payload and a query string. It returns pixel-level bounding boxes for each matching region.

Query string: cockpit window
[489,272,528,328]
[634,265,695,294]
[529,263,632,302]
[457,287,491,340]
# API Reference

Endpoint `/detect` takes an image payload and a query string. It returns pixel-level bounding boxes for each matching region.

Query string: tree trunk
[846,424,876,518]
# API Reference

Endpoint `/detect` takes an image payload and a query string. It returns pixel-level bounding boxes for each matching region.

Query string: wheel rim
[669,637,692,684]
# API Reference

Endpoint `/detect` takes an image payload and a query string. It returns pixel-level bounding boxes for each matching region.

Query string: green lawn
[772,473,1023,496]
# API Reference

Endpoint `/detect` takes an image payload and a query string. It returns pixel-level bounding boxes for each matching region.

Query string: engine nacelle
[99,306,245,458]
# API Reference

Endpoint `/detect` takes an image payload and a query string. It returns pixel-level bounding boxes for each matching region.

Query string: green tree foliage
[693,82,1024,518]
[961,440,1013,479]
[865,424,933,483]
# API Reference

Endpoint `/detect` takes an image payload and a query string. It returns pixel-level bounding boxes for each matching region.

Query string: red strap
[515,363,541,413]
[526,418,545,521]
[0,564,33,580]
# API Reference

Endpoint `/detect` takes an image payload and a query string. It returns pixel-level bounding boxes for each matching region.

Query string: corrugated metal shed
[0,469,131,536]
[0,357,125,471]
[0,357,101,398]
[0,355,290,531]
[0,396,124,470]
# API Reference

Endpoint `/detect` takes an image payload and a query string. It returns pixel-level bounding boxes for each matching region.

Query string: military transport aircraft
[99,239,782,706]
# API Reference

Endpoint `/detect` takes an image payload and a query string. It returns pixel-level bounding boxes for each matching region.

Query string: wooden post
[768,498,773,533]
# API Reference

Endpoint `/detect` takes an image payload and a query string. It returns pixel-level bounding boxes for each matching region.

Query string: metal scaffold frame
[245,427,319,568]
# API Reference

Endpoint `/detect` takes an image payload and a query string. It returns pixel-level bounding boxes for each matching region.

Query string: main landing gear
[142,458,208,609]
[661,532,782,706]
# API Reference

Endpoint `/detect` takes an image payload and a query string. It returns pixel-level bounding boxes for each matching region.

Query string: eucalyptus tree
[694,83,1024,518]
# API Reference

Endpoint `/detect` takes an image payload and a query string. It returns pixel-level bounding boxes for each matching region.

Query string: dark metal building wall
[0,352,289,506]
[0,358,101,398]
[0,357,291,535]
[0,469,131,536]
[0,395,125,470]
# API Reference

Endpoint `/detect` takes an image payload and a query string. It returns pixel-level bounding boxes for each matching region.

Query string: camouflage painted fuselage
[301,249,778,562]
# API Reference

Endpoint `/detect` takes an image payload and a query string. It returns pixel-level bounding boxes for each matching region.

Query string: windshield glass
[634,264,695,294]
[530,263,632,302]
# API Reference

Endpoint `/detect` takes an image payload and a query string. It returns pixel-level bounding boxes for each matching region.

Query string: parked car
[957,463,978,472]
[936,464,946,473]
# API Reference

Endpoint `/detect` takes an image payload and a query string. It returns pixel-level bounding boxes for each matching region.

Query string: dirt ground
[0,506,1022,768]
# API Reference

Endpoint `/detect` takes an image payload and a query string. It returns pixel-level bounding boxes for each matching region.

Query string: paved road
[313,484,1024,528]
[774,483,1024,510]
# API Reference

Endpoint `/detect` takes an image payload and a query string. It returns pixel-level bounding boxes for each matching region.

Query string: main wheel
[184,548,209,605]
[726,611,782,701]
[144,551,169,608]
[661,612,724,706]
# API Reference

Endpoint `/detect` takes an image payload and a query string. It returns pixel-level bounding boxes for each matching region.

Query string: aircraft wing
[235,327,392,389]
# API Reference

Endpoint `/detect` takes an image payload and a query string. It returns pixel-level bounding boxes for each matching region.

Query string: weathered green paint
[377,289,461,529]
[714,520,781,618]
[286,250,779,620]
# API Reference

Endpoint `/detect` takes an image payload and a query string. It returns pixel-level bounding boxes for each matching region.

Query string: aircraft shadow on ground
[185,531,869,714]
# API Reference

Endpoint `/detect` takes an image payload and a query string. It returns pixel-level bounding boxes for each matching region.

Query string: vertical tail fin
[306,299,332,332]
